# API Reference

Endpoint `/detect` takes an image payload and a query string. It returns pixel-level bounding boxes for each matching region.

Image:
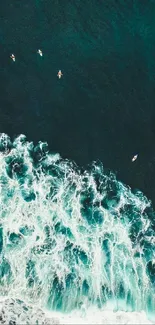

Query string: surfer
[132,154,138,162]
[10,54,15,62]
[57,70,63,79]
[37,49,43,56]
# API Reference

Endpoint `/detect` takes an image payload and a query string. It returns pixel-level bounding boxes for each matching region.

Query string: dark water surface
[1,0,155,205]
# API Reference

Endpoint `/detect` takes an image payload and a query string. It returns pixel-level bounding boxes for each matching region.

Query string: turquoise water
[0,133,155,323]
[1,1,155,323]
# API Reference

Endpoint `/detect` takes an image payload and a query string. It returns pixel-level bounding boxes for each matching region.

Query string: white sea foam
[0,297,153,324]
[0,133,155,324]
[44,307,155,324]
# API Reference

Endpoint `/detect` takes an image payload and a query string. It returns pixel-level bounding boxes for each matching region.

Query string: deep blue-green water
[0,1,155,324]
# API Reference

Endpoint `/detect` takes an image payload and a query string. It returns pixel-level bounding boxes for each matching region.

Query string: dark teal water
[0,2,155,323]
[0,0,155,205]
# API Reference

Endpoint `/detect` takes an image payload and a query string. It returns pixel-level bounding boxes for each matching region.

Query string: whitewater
[0,133,155,324]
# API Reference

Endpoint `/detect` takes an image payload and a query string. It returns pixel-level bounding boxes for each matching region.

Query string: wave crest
[0,133,155,322]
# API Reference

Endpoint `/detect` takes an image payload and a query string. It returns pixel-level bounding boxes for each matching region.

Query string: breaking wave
[0,133,155,324]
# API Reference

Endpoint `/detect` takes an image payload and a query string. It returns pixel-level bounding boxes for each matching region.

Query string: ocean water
[0,133,155,324]
[1,0,155,324]
[1,0,155,206]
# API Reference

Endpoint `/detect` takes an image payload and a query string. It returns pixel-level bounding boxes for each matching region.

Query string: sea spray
[0,133,155,323]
